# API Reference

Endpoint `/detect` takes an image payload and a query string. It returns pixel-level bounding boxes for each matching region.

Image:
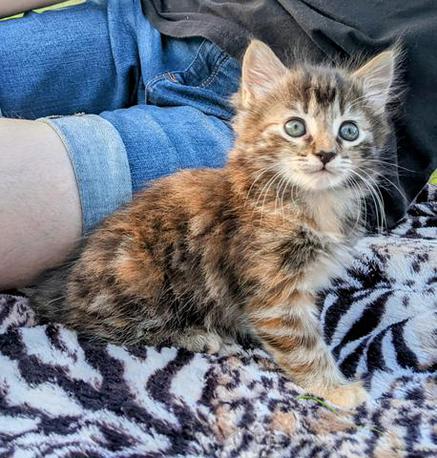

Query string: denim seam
[200,54,230,89]
[146,40,232,92]
[177,47,229,89]
[40,115,133,234]
[144,38,208,90]
[38,118,85,231]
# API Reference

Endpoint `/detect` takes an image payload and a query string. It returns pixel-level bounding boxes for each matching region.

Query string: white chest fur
[299,190,359,293]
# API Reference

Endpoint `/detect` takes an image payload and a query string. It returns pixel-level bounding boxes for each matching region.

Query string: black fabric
[141,0,437,228]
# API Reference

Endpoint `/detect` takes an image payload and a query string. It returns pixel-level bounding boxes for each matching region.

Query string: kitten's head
[231,40,397,193]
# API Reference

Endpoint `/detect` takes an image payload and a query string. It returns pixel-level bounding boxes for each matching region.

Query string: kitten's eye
[339,121,359,141]
[284,118,306,137]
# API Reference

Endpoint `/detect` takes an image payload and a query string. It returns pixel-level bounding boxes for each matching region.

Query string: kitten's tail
[20,257,77,324]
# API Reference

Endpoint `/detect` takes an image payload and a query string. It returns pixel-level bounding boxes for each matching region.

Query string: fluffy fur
[27,41,397,408]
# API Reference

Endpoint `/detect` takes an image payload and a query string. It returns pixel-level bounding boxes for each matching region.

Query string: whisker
[344,177,366,233]
[252,171,283,220]
[249,168,278,209]
[280,177,291,221]
[262,173,283,218]
[245,163,279,202]
[348,169,387,232]
[357,167,408,203]
[364,158,419,175]
[274,175,286,215]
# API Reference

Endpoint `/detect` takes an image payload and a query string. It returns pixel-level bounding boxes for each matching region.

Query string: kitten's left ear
[353,49,397,112]
[241,40,287,107]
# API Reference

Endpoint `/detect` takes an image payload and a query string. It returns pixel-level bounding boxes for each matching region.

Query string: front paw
[176,329,224,354]
[321,382,368,409]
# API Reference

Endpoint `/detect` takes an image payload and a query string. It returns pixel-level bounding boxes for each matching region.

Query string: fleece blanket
[0,185,436,458]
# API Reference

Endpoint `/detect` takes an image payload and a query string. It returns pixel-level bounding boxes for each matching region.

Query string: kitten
[28,40,396,408]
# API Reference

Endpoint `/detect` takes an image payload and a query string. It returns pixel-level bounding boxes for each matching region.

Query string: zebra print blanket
[0,186,436,457]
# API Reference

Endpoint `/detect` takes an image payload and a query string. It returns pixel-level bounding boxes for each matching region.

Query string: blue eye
[339,121,359,141]
[284,118,306,137]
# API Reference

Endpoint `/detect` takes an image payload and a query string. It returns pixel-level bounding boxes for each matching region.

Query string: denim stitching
[200,54,230,89]
[164,50,229,89]
[144,39,208,90]
[146,40,232,92]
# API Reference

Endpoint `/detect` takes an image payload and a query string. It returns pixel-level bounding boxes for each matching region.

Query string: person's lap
[0,0,241,233]
[0,0,132,117]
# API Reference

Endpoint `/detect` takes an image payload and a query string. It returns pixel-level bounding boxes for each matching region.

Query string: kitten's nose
[315,151,336,165]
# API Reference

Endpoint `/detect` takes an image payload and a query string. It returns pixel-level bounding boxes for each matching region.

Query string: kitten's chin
[291,170,346,191]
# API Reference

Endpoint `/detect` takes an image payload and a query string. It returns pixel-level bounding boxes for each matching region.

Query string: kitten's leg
[248,292,368,409]
[174,327,224,354]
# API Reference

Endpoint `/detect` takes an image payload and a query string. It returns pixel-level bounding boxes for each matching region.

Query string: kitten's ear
[241,40,287,107]
[353,49,397,111]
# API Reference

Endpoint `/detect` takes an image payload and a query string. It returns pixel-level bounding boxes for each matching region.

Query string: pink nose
[314,151,336,165]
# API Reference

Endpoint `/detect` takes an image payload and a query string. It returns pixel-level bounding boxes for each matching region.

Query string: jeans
[0,0,241,232]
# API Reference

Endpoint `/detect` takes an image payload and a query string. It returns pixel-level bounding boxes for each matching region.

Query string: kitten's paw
[322,382,368,409]
[176,329,224,354]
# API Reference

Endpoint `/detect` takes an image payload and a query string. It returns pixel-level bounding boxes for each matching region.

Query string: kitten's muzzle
[314,151,336,166]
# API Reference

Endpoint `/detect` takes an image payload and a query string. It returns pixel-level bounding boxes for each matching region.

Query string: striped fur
[27,41,398,408]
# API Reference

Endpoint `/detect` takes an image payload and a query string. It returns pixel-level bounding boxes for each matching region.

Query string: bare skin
[0,118,81,288]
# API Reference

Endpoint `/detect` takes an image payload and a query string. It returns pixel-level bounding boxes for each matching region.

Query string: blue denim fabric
[0,0,241,232]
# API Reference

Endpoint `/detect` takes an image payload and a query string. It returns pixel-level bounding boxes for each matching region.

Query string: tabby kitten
[29,40,396,408]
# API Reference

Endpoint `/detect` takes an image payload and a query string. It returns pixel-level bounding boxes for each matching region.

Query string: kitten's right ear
[241,40,287,107]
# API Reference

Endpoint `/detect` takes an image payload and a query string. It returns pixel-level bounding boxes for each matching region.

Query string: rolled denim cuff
[41,114,132,234]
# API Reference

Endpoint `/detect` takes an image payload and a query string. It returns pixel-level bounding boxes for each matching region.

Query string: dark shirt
[142,0,437,227]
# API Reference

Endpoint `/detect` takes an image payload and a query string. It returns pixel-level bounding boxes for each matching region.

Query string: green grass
[297,394,338,413]
[297,394,385,435]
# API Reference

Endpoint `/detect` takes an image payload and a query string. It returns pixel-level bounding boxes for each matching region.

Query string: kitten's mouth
[297,166,346,191]
[280,161,346,191]
[311,167,334,175]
